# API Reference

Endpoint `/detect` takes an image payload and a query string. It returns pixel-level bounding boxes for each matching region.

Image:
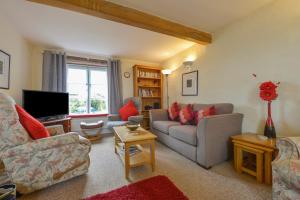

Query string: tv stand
[42,117,71,133]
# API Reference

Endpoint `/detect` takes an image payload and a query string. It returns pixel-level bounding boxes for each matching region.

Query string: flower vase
[264,101,276,138]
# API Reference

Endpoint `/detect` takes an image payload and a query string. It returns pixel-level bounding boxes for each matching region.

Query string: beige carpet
[19,136,271,200]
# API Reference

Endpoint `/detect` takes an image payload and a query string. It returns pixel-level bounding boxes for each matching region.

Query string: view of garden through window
[67,64,108,114]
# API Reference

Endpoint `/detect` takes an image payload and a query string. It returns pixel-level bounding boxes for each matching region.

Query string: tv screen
[23,90,69,119]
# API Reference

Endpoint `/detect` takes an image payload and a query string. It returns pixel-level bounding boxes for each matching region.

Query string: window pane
[90,69,108,114]
[67,67,88,114]
[68,67,87,84]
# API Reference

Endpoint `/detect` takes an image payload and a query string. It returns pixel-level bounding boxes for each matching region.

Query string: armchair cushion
[107,114,121,121]
[0,133,89,158]
[0,93,31,152]
[15,104,50,139]
[119,100,139,121]
[128,115,144,123]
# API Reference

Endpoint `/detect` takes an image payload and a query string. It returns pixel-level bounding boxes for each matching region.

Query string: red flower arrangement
[259,81,278,102]
[253,76,280,138]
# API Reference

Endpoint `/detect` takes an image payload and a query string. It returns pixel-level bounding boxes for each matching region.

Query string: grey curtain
[108,59,123,114]
[42,51,67,92]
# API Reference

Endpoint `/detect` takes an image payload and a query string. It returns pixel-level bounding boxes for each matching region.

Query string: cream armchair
[272,137,300,199]
[0,93,91,194]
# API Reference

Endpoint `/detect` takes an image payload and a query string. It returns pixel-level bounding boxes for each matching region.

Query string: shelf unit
[133,65,163,129]
[115,143,150,167]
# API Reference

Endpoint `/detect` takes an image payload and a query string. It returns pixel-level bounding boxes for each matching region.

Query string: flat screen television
[23,90,69,120]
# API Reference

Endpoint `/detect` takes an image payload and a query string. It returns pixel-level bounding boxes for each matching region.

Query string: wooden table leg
[264,151,272,184]
[150,140,156,172]
[234,144,237,170]
[236,146,243,173]
[256,152,263,183]
[114,133,118,154]
[124,143,130,179]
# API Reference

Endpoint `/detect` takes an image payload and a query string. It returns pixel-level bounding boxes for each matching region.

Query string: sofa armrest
[128,115,144,123]
[46,125,65,136]
[149,109,169,130]
[196,113,243,168]
[0,133,91,158]
[107,114,121,121]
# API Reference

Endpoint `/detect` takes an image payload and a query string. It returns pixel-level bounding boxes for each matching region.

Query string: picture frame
[182,70,198,96]
[0,50,10,89]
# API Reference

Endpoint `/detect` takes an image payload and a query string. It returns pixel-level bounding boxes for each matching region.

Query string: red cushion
[119,100,139,121]
[168,102,180,121]
[15,104,50,139]
[194,106,216,125]
[179,104,194,125]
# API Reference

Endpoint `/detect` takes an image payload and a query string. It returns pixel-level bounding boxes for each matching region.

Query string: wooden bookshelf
[133,65,163,129]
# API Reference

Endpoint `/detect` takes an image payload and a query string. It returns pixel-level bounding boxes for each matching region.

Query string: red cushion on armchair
[15,104,50,139]
[119,100,139,121]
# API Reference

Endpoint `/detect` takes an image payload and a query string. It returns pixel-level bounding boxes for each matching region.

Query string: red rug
[84,175,188,200]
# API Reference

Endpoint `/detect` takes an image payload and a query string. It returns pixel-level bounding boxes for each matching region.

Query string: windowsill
[68,113,108,118]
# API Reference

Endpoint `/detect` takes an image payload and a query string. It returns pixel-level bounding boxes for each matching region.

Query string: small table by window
[231,133,277,184]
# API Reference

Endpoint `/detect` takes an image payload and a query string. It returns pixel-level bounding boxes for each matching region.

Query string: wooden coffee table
[231,133,277,184]
[113,126,157,179]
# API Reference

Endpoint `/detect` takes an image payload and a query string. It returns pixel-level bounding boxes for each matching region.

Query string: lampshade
[183,61,193,67]
[162,69,172,75]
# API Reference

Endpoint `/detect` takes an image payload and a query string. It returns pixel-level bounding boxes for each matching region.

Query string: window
[67,64,108,115]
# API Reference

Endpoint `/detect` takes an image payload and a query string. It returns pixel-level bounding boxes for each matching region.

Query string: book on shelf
[137,70,160,78]
[138,89,154,97]
[118,143,142,156]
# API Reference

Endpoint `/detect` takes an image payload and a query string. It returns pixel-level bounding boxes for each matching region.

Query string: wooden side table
[231,133,277,184]
[42,117,72,133]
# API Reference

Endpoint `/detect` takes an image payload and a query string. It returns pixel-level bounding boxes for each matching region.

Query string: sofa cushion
[179,104,194,125]
[194,106,216,125]
[169,125,197,146]
[153,121,180,134]
[168,102,180,121]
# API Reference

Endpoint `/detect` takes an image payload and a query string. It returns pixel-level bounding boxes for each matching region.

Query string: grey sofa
[150,103,243,168]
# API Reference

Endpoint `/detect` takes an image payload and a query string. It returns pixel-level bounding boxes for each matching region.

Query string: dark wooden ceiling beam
[27,0,212,44]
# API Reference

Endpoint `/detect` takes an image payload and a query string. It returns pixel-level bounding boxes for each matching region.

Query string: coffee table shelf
[115,144,150,167]
[113,126,157,179]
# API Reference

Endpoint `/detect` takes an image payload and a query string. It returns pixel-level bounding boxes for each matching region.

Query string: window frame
[67,63,108,116]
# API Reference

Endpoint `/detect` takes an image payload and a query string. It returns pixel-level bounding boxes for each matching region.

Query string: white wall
[162,0,300,137]
[0,14,32,104]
